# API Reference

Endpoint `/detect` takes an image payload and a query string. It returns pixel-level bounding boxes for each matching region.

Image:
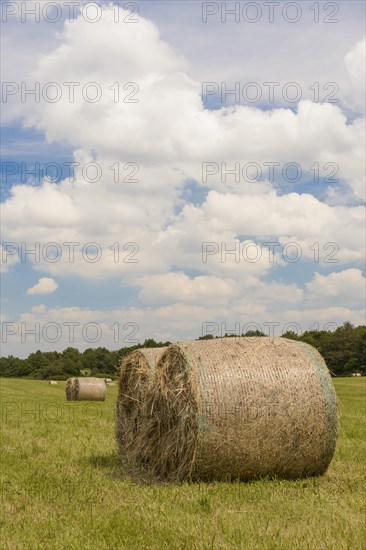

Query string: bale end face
[115,347,167,471]
[65,378,76,401]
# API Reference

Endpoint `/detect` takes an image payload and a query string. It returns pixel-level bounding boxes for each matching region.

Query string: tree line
[0,323,364,379]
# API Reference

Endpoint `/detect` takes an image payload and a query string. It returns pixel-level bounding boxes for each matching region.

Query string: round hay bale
[116,347,167,468]
[65,377,76,401]
[73,377,106,401]
[145,337,338,481]
[49,380,58,385]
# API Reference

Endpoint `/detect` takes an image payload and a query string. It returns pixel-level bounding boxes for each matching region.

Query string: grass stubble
[1,377,365,549]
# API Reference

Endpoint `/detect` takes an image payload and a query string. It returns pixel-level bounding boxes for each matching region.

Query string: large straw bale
[144,337,338,481]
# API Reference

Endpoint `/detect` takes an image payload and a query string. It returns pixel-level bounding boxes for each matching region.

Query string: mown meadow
[1,377,365,549]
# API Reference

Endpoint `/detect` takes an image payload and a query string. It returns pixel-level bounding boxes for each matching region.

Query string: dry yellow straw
[144,337,338,481]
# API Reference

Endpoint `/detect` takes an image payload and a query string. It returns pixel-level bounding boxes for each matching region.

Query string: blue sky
[1,1,365,357]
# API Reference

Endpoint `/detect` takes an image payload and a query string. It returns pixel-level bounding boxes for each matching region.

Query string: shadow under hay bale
[143,337,338,482]
[88,453,119,469]
[66,377,106,401]
[116,347,167,472]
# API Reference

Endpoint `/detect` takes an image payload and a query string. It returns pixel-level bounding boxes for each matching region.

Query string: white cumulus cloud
[305,269,365,308]
[26,277,58,295]
[344,37,366,113]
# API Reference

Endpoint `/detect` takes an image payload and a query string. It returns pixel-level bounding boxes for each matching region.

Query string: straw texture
[145,337,338,481]
[65,377,76,401]
[116,347,167,469]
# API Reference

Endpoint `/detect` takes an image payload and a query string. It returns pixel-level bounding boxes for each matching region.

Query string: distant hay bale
[65,378,76,401]
[66,377,106,401]
[106,381,115,387]
[352,373,362,377]
[116,347,167,469]
[144,337,338,481]
[48,380,58,385]
[73,377,106,401]
[105,378,113,384]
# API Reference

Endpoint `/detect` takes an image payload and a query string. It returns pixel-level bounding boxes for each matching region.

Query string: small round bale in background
[116,347,167,468]
[144,337,338,481]
[72,377,106,401]
[48,380,58,385]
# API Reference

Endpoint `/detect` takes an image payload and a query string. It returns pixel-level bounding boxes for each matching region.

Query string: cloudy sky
[1,1,365,357]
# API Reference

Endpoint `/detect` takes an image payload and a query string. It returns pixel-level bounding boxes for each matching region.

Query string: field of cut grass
[1,377,365,549]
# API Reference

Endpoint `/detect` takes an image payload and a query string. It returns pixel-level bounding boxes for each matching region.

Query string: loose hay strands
[72,377,106,401]
[116,347,167,472]
[143,337,338,482]
[65,378,76,401]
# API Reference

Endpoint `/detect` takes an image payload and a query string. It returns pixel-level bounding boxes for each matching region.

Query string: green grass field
[1,378,365,550]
